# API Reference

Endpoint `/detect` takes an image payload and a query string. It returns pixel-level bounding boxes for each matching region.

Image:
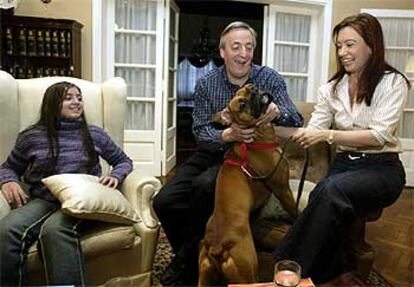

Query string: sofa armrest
[122,170,162,228]
[121,171,162,272]
[134,220,160,272]
[0,71,19,163]
[102,77,127,148]
[0,190,11,220]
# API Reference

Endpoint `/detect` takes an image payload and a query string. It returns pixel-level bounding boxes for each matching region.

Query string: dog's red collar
[245,142,279,150]
[224,142,279,179]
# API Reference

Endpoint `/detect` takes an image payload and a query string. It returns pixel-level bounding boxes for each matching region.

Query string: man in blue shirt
[153,21,303,286]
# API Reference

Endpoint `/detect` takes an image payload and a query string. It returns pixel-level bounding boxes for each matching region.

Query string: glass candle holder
[273,260,301,287]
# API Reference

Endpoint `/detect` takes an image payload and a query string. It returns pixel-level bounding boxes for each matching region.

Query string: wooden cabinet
[0,15,82,78]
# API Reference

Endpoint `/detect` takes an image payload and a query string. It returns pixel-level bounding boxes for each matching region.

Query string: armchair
[0,71,161,286]
[252,102,380,281]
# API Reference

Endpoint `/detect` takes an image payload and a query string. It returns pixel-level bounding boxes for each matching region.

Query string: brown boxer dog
[198,84,297,286]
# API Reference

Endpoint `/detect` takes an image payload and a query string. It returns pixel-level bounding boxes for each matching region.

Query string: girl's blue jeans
[0,198,92,286]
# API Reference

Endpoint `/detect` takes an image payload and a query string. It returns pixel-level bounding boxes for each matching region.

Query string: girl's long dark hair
[36,81,98,172]
[330,13,410,105]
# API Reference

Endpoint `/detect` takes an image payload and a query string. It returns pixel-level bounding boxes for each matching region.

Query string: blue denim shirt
[192,64,303,151]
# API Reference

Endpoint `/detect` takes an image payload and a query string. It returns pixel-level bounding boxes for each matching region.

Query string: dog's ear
[261,92,273,105]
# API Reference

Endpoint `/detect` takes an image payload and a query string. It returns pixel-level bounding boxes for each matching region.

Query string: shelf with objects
[0,14,83,79]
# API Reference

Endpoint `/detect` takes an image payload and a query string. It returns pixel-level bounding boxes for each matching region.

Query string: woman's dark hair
[330,13,410,105]
[36,81,98,171]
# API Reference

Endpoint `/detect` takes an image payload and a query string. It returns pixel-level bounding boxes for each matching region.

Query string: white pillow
[42,174,140,224]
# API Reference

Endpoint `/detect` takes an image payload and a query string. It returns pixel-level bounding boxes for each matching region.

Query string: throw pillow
[42,173,140,224]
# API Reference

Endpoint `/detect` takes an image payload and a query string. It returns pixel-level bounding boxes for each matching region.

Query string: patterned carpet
[152,228,174,286]
[151,228,392,287]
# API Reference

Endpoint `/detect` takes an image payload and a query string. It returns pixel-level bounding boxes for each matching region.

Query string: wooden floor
[366,188,414,287]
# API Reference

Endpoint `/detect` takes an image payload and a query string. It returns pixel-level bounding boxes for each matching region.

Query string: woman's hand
[1,181,29,208]
[292,128,328,149]
[98,176,119,189]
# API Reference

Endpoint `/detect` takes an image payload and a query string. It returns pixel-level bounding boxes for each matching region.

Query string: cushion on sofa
[42,174,140,224]
[27,223,137,273]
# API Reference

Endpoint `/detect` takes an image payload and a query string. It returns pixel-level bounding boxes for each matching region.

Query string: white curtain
[177,58,217,107]
[380,17,414,139]
[114,0,157,130]
[273,12,311,102]
[115,0,156,30]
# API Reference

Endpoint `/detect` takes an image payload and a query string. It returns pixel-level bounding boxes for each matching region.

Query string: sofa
[0,71,161,286]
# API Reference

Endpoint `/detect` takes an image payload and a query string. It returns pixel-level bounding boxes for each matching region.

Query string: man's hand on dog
[218,103,280,144]
[221,124,256,143]
[255,102,280,126]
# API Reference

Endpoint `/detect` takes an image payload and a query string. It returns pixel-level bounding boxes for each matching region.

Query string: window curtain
[273,12,311,102]
[177,58,217,107]
[379,17,414,138]
[114,0,157,130]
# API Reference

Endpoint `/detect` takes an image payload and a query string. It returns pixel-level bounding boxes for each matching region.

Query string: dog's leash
[259,137,309,216]
[295,147,309,215]
[224,142,280,179]
[224,137,309,216]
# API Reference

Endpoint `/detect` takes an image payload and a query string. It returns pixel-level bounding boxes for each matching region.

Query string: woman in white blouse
[273,13,410,283]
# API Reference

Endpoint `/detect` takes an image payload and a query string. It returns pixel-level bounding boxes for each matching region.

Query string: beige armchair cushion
[42,174,140,224]
[0,190,11,220]
[26,222,141,285]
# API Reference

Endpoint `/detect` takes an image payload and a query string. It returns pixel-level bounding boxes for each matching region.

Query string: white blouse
[307,72,408,153]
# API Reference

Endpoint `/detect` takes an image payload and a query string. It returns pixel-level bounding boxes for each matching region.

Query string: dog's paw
[212,108,233,126]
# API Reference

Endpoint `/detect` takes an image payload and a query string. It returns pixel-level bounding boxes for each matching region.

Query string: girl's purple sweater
[0,119,133,201]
